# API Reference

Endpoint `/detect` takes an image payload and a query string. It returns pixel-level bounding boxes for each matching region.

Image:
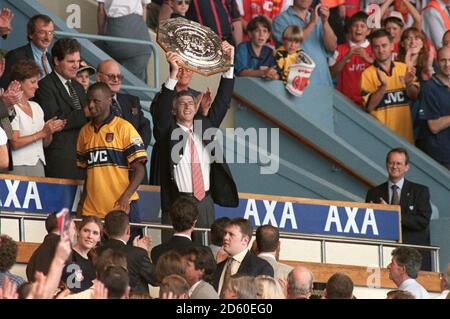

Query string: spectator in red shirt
[329,11,373,107]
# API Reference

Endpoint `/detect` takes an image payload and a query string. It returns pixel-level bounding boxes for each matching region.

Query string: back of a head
[387,289,415,299]
[45,212,58,234]
[255,275,285,299]
[391,247,422,279]
[169,197,199,232]
[227,274,257,299]
[255,224,279,253]
[325,272,354,299]
[287,266,314,298]
[104,210,129,238]
[100,265,129,299]
[0,235,18,272]
[95,248,128,278]
[156,251,186,283]
[210,217,231,246]
[159,274,189,298]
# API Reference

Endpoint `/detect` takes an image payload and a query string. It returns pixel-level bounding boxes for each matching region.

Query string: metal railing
[54,30,160,95]
[0,211,440,272]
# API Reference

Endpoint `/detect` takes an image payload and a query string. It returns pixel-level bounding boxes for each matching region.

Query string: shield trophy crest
[157,18,232,76]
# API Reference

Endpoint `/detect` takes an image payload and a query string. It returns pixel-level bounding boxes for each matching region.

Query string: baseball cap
[77,60,96,75]
[386,10,405,25]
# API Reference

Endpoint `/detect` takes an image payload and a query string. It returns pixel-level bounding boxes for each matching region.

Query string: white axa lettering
[324,206,379,235]
[0,180,42,210]
[243,199,298,229]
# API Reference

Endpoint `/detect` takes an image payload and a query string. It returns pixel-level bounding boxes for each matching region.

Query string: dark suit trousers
[161,193,215,245]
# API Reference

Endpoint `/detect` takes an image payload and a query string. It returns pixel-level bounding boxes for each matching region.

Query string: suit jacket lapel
[400,180,411,208]
[25,43,34,60]
[51,72,77,108]
[237,251,251,274]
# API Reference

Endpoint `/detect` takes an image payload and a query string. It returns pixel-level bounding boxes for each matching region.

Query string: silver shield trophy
[157,17,232,76]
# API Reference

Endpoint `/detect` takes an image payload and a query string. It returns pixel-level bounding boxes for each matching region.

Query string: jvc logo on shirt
[87,150,108,165]
[382,91,406,106]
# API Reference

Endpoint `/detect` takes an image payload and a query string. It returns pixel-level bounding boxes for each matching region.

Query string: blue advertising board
[0,175,401,241]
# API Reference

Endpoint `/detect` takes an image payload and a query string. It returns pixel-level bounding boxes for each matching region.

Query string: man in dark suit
[149,66,201,186]
[34,38,87,179]
[151,197,210,265]
[96,59,151,183]
[153,43,239,244]
[97,210,158,294]
[0,14,53,88]
[212,218,274,294]
[366,147,432,270]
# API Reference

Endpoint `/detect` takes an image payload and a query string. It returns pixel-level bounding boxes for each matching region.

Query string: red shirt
[333,41,373,107]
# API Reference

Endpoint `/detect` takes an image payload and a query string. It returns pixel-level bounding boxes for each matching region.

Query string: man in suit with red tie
[0,14,53,88]
[153,42,239,244]
[365,148,432,270]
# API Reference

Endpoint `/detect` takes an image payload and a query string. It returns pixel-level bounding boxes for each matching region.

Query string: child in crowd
[75,60,96,92]
[169,0,189,18]
[329,11,373,108]
[275,25,304,83]
[234,15,279,80]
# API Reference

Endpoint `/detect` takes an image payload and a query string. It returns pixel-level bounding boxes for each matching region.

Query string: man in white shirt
[97,0,152,82]
[387,246,430,299]
[153,42,238,244]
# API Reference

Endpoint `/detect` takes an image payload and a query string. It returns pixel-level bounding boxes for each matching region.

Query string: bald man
[286,266,315,299]
[419,46,450,170]
[96,59,151,183]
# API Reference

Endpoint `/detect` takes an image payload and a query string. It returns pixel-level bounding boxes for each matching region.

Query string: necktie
[190,130,205,201]
[65,80,82,110]
[41,53,49,76]
[391,185,400,205]
[111,98,122,117]
[220,257,234,298]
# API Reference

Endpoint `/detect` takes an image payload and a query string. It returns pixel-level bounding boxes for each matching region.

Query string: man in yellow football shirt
[361,29,419,143]
[76,82,147,228]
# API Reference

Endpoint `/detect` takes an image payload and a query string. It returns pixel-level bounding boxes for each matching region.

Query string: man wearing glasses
[96,59,151,184]
[0,14,54,88]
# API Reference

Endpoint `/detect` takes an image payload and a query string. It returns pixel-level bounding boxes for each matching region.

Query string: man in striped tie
[365,148,432,270]
[153,41,239,244]
[34,38,87,179]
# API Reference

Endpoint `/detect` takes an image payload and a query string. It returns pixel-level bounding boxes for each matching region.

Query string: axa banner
[0,176,400,241]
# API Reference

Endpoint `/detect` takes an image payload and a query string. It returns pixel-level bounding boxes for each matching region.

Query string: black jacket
[97,239,158,293]
[0,43,52,88]
[34,71,87,179]
[152,77,238,212]
[212,250,274,291]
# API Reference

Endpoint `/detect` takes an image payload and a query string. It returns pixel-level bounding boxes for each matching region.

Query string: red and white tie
[190,130,205,201]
